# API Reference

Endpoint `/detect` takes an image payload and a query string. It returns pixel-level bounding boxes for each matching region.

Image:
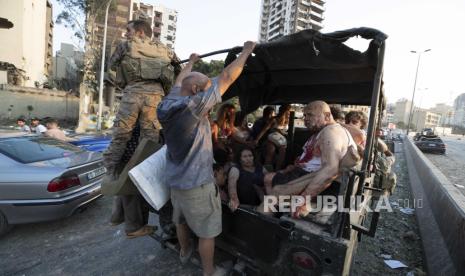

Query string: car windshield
[0,137,84,163]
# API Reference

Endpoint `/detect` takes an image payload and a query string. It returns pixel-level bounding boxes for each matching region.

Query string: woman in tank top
[227,147,269,211]
[211,103,236,150]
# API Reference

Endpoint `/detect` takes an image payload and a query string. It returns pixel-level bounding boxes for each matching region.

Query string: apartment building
[259,0,325,42]
[430,103,454,126]
[411,108,441,131]
[0,0,54,87]
[53,43,84,92]
[453,93,465,127]
[393,99,413,125]
[94,0,177,54]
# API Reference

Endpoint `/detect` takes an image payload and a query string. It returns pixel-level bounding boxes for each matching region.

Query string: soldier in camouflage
[103,19,178,178]
[103,20,179,238]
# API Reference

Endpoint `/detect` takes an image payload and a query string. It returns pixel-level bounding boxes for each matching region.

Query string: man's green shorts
[170,182,222,238]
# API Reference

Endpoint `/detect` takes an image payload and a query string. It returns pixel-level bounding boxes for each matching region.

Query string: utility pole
[96,0,113,132]
[406,49,431,135]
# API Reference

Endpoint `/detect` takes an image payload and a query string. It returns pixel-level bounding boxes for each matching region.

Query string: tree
[55,0,117,132]
[396,121,406,129]
[193,60,225,78]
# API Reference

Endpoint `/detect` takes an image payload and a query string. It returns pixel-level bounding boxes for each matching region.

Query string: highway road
[424,135,465,195]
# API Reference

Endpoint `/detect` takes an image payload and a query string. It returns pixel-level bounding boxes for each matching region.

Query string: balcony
[297,16,309,24]
[311,20,323,30]
[268,23,281,33]
[310,1,325,13]
[301,0,311,7]
[268,30,283,41]
[269,14,283,25]
[310,10,324,21]
[154,13,162,23]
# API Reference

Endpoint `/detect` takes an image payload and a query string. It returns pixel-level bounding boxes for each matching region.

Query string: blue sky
[52,0,465,108]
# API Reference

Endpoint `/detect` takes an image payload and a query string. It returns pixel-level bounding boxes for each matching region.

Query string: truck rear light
[47,175,81,192]
[292,251,317,270]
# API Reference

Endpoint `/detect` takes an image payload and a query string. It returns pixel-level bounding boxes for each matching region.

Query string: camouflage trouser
[103,91,162,169]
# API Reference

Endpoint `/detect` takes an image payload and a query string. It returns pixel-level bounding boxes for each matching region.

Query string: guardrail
[403,137,465,275]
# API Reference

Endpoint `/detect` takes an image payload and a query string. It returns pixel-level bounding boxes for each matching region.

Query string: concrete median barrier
[404,137,465,275]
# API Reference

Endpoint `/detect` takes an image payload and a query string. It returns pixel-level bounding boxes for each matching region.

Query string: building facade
[0,0,53,87]
[131,1,178,48]
[430,103,454,126]
[453,93,465,127]
[94,0,178,55]
[393,99,413,125]
[259,0,325,42]
[411,108,441,131]
[341,105,370,115]
[53,43,84,92]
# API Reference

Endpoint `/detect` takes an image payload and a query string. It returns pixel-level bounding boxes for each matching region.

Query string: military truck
[148,27,390,275]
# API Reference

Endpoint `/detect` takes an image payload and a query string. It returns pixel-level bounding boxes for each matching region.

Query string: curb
[403,137,465,275]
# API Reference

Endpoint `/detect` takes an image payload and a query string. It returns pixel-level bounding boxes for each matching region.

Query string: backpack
[120,37,175,90]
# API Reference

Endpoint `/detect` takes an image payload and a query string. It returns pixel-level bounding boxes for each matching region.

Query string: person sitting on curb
[44,118,76,142]
[16,118,31,132]
[30,117,47,134]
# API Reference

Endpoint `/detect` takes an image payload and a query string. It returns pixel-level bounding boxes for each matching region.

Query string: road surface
[0,143,425,275]
[424,135,465,195]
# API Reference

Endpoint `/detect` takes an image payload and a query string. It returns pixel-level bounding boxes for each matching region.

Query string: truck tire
[0,211,11,237]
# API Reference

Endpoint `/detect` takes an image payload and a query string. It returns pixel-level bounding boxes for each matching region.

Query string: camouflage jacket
[108,39,180,94]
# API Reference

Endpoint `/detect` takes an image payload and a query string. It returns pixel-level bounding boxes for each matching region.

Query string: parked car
[69,134,111,153]
[414,136,446,154]
[0,133,105,236]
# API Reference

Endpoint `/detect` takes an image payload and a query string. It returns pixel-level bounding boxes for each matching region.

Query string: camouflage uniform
[103,40,177,173]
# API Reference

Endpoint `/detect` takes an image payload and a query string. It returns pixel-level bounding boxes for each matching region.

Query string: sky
[52,0,465,108]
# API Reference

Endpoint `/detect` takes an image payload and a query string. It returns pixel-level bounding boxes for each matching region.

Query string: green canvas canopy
[222,27,387,113]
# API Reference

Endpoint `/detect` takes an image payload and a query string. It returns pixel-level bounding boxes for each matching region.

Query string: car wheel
[0,211,11,237]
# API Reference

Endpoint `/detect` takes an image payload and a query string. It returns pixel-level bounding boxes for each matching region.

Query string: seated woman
[253,104,292,170]
[228,147,269,211]
[230,111,256,153]
[211,103,236,151]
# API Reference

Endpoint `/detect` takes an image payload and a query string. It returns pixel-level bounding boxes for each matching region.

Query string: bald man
[261,101,360,217]
[157,41,255,276]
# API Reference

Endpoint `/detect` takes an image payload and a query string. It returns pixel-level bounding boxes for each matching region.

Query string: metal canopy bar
[361,41,386,172]
[177,47,243,64]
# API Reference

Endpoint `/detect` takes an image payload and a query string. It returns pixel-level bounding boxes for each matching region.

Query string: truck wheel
[0,211,11,237]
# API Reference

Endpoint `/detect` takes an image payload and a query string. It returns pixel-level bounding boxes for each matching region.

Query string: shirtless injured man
[260,101,361,218]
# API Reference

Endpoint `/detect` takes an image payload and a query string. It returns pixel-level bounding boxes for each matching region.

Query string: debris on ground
[352,142,425,275]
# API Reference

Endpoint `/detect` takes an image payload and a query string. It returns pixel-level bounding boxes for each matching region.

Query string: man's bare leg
[198,237,215,276]
[270,173,317,196]
[176,223,191,256]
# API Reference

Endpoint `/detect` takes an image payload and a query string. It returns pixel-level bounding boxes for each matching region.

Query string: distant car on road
[0,133,105,236]
[414,136,446,154]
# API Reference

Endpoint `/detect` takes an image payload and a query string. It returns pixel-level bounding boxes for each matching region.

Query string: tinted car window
[0,137,84,163]
[424,138,442,142]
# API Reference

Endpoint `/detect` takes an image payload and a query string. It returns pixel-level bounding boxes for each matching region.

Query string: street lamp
[96,0,113,132]
[414,88,428,130]
[406,49,431,135]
